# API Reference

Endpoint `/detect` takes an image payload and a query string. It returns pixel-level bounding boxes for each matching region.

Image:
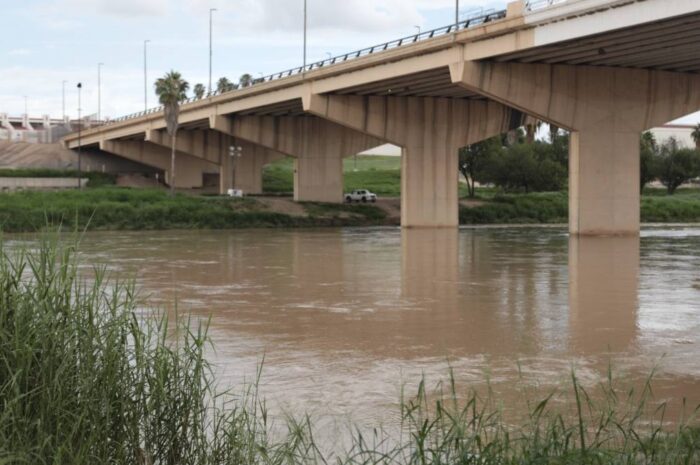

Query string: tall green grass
[1,240,699,464]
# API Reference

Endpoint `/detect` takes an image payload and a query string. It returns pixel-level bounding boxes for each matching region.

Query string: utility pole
[144,40,150,111]
[209,8,217,94]
[303,0,307,71]
[455,0,460,30]
[98,62,104,121]
[62,80,67,119]
[77,83,82,189]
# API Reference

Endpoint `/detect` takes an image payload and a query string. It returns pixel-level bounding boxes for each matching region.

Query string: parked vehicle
[345,189,377,203]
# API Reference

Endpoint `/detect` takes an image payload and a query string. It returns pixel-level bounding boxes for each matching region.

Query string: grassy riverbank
[0,188,388,232]
[1,241,698,464]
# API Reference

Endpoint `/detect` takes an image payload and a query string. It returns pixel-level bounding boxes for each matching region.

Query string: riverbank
[2,241,698,463]
[1,186,700,232]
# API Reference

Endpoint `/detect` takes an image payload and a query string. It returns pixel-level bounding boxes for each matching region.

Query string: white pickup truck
[344,189,377,203]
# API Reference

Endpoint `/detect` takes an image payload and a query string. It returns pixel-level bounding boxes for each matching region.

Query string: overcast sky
[2,0,698,125]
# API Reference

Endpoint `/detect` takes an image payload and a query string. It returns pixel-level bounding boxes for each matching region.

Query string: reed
[1,240,698,464]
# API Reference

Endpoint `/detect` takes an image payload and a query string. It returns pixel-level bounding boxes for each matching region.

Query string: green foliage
[460,192,568,224]
[2,242,699,464]
[640,131,659,193]
[193,83,206,99]
[485,142,568,193]
[0,188,389,232]
[0,168,116,187]
[459,136,501,198]
[656,137,700,195]
[216,77,236,93]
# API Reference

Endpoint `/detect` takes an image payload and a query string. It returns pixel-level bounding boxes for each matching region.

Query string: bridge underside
[63,0,700,235]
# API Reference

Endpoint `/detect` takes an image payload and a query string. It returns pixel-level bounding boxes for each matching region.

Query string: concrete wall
[0,177,88,190]
[651,125,698,148]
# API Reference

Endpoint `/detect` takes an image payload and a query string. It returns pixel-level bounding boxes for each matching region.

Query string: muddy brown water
[9,226,700,441]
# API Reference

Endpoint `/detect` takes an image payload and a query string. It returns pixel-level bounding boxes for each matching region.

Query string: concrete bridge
[62,0,700,235]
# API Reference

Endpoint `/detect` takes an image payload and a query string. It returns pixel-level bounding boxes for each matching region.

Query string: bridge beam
[451,61,700,236]
[210,114,383,203]
[304,94,523,227]
[100,139,217,189]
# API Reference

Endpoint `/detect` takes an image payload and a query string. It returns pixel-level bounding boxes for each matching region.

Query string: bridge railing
[526,0,569,11]
[105,9,510,126]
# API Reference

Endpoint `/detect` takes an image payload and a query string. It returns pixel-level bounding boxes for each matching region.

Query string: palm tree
[239,73,253,88]
[154,70,189,196]
[691,123,700,150]
[217,77,235,93]
[193,83,205,99]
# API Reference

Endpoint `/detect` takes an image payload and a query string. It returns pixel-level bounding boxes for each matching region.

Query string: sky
[1,0,698,125]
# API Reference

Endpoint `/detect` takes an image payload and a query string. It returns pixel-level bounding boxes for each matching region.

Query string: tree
[193,83,205,99]
[239,74,253,88]
[639,131,658,193]
[691,123,700,150]
[154,71,189,196]
[216,77,235,93]
[657,136,699,195]
[459,137,501,198]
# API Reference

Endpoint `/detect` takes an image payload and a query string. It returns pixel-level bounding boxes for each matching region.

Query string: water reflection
[7,227,700,430]
[569,236,640,353]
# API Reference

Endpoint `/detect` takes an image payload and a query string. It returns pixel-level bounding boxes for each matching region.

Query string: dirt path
[255,197,308,216]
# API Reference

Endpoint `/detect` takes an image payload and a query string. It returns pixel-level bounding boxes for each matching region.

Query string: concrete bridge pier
[230,141,286,195]
[100,139,217,189]
[210,114,383,203]
[451,61,700,235]
[304,94,524,227]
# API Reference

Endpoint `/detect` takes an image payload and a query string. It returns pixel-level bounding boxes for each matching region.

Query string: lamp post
[62,80,67,120]
[77,82,82,189]
[209,8,217,94]
[455,0,460,30]
[303,0,307,71]
[97,62,104,122]
[414,25,421,35]
[144,40,150,111]
[23,96,27,116]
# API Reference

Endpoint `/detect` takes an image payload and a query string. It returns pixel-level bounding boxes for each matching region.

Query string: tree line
[459,125,700,198]
[191,74,257,99]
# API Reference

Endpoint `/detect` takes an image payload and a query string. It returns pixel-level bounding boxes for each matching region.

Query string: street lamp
[209,8,217,95]
[455,0,460,30]
[144,40,150,111]
[303,0,307,71]
[98,62,104,121]
[62,80,67,120]
[77,82,82,189]
[414,25,421,35]
[23,96,27,116]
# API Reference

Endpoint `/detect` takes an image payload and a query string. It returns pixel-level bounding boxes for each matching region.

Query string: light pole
[303,0,307,71]
[414,25,421,35]
[23,96,27,116]
[209,8,217,94]
[77,83,82,189]
[97,62,104,121]
[144,40,150,111]
[455,0,460,30]
[62,80,67,119]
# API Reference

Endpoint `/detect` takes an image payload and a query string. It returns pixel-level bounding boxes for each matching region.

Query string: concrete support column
[233,142,286,195]
[401,144,459,228]
[569,131,640,236]
[451,60,700,235]
[303,93,523,227]
[210,114,382,203]
[293,151,343,203]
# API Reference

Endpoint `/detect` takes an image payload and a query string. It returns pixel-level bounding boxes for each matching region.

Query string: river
[14,226,700,439]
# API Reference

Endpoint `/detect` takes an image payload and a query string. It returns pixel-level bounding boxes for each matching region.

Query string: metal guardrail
[105,9,509,126]
[101,1,574,127]
[526,0,569,11]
